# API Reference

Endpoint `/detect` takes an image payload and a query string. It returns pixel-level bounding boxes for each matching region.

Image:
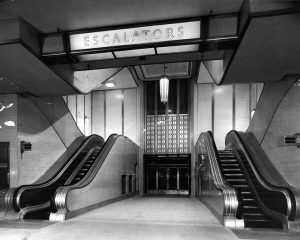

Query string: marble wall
[247,78,300,188]
[65,88,139,144]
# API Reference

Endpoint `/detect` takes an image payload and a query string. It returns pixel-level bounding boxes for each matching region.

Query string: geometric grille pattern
[145,114,189,154]
[157,115,166,153]
[145,116,155,154]
[179,114,189,153]
[168,114,177,153]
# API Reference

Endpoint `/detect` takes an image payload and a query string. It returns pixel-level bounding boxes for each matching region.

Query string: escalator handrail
[232,147,288,229]
[53,134,123,213]
[19,201,51,219]
[13,134,104,211]
[3,137,85,210]
[240,131,300,221]
[241,132,287,186]
[197,131,240,224]
[226,130,294,220]
[22,147,103,219]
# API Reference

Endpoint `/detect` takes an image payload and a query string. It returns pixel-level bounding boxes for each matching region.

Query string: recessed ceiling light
[294,79,300,87]
[105,82,116,88]
[4,121,15,127]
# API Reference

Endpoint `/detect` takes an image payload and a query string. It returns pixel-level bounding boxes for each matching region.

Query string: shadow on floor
[231,228,300,240]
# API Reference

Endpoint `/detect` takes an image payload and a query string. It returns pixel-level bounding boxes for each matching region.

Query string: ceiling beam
[55,39,237,71]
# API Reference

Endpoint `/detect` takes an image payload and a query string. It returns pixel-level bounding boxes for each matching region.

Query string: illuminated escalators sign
[69,21,201,51]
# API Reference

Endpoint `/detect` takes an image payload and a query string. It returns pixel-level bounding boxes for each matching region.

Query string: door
[147,168,157,194]
[157,168,168,191]
[179,168,189,195]
[168,168,178,193]
[0,142,9,189]
[145,155,191,195]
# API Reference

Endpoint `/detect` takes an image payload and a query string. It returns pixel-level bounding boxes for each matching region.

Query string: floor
[0,196,299,240]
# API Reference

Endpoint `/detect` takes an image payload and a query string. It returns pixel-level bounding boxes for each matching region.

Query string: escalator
[218,150,282,228]
[11,134,107,220]
[66,148,101,185]
[197,131,300,230]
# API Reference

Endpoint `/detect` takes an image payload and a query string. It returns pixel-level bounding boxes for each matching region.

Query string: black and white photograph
[0,0,300,239]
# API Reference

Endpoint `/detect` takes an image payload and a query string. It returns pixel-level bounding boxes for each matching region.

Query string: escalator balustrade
[218,150,282,228]
[22,147,101,219]
[12,133,104,220]
[68,148,101,185]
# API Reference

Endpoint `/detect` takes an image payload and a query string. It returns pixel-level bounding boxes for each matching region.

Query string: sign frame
[68,17,202,54]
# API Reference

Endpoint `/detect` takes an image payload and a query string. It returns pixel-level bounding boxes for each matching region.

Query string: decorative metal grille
[168,114,177,153]
[145,116,155,154]
[157,115,166,153]
[179,114,189,153]
[145,114,189,154]
[144,79,189,154]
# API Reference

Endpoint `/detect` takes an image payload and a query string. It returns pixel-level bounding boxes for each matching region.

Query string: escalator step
[243,198,255,202]
[244,219,269,227]
[223,168,242,172]
[245,220,281,228]
[219,156,236,159]
[231,184,249,188]
[219,154,234,156]
[220,159,238,162]
[240,191,252,195]
[243,201,258,207]
[218,150,233,153]
[243,205,259,210]
[243,209,261,215]
[243,213,266,219]
[227,179,247,182]
[224,173,244,177]
[221,163,239,167]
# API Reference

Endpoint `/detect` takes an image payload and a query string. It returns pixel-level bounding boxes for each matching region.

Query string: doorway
[0,142,9,189]
[145,154,190,195]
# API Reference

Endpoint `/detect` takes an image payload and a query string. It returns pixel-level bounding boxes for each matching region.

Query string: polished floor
[0,196,300,240]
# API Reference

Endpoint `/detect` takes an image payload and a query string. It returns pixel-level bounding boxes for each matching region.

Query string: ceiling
[0,43,78,96]
[1,0,298,95]
[136,62,192,81]
[221,12,300,84]
[0,0,243,33]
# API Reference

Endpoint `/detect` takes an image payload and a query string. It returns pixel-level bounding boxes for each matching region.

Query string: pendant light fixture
[159,64,169,104]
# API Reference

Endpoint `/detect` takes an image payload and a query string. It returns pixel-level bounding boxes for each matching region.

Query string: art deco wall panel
[84,93,92,136]
[124,89,137,143]
[235,84,250,131]
[76,94,85,134]
[197,84,213,134]
[214,85,233,149]
[106,90,122,137]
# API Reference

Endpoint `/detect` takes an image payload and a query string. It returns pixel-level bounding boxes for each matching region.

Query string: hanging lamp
[159,64,169,103]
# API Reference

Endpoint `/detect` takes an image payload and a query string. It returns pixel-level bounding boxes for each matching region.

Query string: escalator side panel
[225,131,292,217]
[241,132,300,222]
[218,150,284,228]
[196,132,242,228]
[225,131,291,229]
[51,136,138,221]
[13,135,104,216]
